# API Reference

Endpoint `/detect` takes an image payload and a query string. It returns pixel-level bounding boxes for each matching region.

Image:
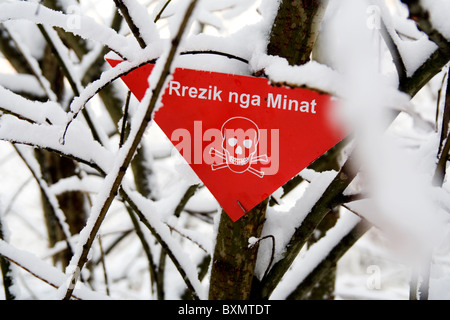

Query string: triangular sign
[107,59,345,222]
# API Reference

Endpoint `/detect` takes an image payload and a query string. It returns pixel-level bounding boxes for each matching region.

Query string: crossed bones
[209,148,269,178]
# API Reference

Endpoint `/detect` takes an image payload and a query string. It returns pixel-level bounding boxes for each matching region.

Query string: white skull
[221,117,259,173]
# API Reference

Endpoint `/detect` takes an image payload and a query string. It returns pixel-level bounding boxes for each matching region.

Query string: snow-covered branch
[0,1,140,59]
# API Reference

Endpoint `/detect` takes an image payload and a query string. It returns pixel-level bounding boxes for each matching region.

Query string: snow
[3,21,58,100]
[126,188,208,299]
[0,238,109,300]
[0,114,114,172]
[0,1,141,59]
[375,0,439,77]
[271,211,362,299]
[252,169,338,280]
[251,55,343,95]
[421,0,450,40]
[0,86,65,124]
[0,73,45,98]
[0,0,450,300]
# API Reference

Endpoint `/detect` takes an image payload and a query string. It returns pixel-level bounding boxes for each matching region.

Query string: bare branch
[61,0,200,300]
[113,0,148,49]
[399,0,450,97]
[285,219,371,300]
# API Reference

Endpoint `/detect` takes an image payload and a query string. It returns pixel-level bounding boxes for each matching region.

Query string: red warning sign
[107,59,345,221]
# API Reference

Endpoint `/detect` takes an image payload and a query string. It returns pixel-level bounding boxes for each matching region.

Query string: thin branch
[402,0,450,54]
[285,219,371,300]
[433,127,450,187]
[249,235,276,279]
[0,254,79,300]
[125,205,159,297]
[13,145,75,258]
[0,1,134,59]
[434,68,450,186]
[157,183,199,299]
[113,0,148,49]
[61,57,158,144]
[165,223,209,254]
[2,98,199,299]
[0,212,15,300]
[119,91,132,148]
[401,48,450,98]
[2,177,33,217]
[399,0,450,97]
[64,47,248,141]
[174,184,200,217]
[61,0,200,300]
[255,152,359,299]
[437,70,450,152]
[379,19,407,84]
[37,24,103,145]
[400,2,450,300]
[37,25,81,96]
[2,24,58,101]
[97,235,110,296]
[154,0,172,23]
[120,187,202,300]
[280,138,349,200]
[62,48,248,142]
[181,50,249,64]
[0,238,107,300]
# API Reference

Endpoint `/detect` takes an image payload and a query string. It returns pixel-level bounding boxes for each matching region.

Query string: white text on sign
[168,80,318,113]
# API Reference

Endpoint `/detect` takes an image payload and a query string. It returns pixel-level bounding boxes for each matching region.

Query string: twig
[181,50,249,64]
[437,69,450,152]
[256,152,358,299]
[154,0,172,23]
[433,68,450,187]
[156,183,199,299]
[433,127,450,187]
[97,235,110,296]
[120,187,201,300]
[400,2,450,299]
[35,0,44,15]
[402,0,450,54]
[125,205,159,297]
[0,254,79,300]
[1,92,198,298]
[62,48,248,142]
[249,235,276,279]
[279,138,349,199]
[399,0,450,97]
[165,223,208,254]
[13,145,75,259]
[0,211,15,300]
[37,24,103,145]
[113,0,147,49]
[285,219,371,300]
[1,137,105,175]
[119,91,132,148]
[3,176,33,217]
[61,0,200,300]
[2,24,58,101]
[379,19,407,84]
[61,57,158,144]
[0,238,110,300]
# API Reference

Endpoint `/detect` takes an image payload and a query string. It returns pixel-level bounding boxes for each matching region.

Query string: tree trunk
[35,150,87,268]
[208,199,268,300]
[208,0,328,300]
[268,0,328,66]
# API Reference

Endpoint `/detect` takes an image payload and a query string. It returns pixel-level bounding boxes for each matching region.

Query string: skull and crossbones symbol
[209,117,269,178]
